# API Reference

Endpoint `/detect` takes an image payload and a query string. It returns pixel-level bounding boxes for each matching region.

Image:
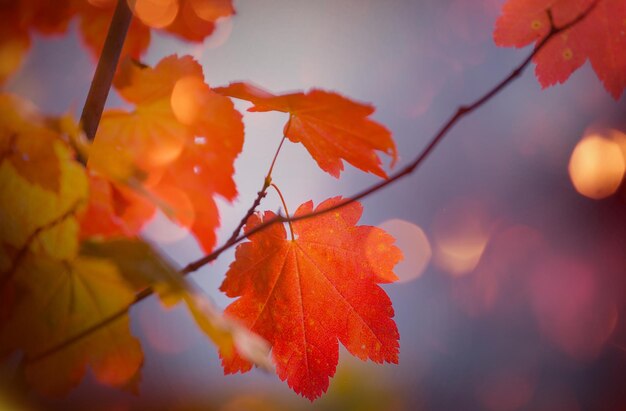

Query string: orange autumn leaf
[89,55,205,178]
[159,0,234,42]
[79,172,154,239]
[88,55,243,252]
[493,0,626,99]
[215,82,397,178]
[115,55,203,103]
[77,0,234,59]
[220,197,401,400]
[0,0,233,81]
[89,102,190,178]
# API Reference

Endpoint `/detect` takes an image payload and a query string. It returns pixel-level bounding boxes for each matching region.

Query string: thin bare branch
[221,136,287,248]
[80,0,133,143]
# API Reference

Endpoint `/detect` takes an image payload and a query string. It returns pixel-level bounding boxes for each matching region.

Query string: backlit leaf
[494,0,626,99]
[77,0,234,59]
[220,197,401,400]
[0,96,141,396]
[0,254,141,396]
[215,82,397,178]
[89,55,244,253]
[0,0,234,81]
[0,97,87,262]
[161,0,234,42]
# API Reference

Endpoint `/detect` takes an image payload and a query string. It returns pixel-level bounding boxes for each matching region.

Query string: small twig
[270,183,295,240]
[80,0,133,143]
[221,136,287,247]
[27,2,599,362]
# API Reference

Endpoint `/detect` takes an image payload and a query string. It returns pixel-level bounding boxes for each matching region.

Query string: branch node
[458,106,470,115]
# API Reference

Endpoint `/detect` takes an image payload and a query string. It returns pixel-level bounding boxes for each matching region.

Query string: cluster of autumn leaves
[1,0,404,401]
[0,0,234,84]
[1,0,625,403]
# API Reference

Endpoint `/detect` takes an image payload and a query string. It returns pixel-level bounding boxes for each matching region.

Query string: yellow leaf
[0,94,87,265]
[0,254,141,396]
[0,143,87,261]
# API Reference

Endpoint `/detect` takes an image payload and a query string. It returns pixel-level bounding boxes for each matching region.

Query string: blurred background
[3,0,626,409]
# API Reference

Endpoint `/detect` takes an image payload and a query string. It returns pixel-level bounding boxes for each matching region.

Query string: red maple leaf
[220,197,401,400]
[215,82,397,178]
[494,0,626,99]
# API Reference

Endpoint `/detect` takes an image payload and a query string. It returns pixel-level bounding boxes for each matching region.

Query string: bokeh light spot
[568,134,625,200]
[432,198,492,277]
[529,256,618,361]
[171,75,209,126]
[203,17,234,49]
[378,219,431,282]
[476,370,535,411]
[189,0,233,22]
[128,0,179,29]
